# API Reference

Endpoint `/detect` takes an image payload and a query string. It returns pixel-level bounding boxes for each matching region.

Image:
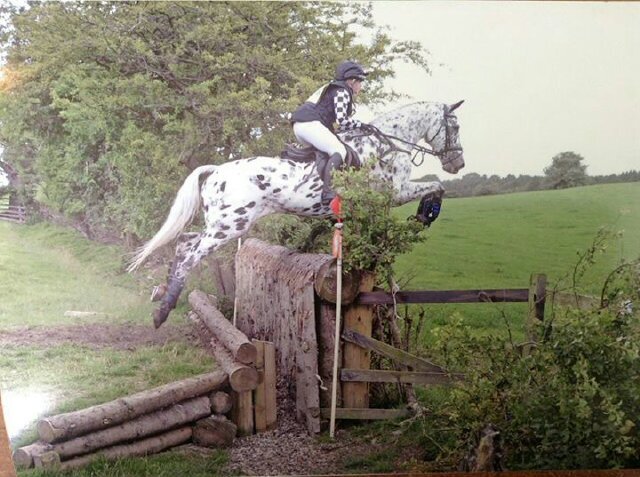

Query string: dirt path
[0,322,199,350]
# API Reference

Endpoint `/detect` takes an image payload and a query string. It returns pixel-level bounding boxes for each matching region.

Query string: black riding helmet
[335,60,368,81]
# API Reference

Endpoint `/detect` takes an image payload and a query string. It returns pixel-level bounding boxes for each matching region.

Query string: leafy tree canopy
[544,151,588,190]
[0,2,430,239]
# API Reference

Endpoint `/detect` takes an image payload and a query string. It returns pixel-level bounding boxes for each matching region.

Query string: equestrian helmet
[335,60,368,81]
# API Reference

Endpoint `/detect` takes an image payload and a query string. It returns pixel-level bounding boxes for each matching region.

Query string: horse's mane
[372,101,442,124]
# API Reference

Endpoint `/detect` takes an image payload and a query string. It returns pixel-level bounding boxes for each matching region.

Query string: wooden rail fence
[0,196,26,224]
[326,273,598,421]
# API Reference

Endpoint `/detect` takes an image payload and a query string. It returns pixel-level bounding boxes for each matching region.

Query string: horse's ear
[448,100,465,112]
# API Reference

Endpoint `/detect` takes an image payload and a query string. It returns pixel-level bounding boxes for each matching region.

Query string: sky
[363,1,640,179]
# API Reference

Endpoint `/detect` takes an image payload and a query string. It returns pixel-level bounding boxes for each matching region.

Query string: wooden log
[341,368,463,385]
[356,288,530,305]
[192,416,237,448]
[52,397,210,459]
[342,328,446,373]
[189,290,257,364]
[231,391,253,436]
[0,392,17,477]
[263,341,277,431]
[37,371,227,443]
[314,259,361,304]
[209,391,233,415]
[58,428,192,471]
[209,335,258,392]
[12,442,51,470]
[320,408,411,420]
[253,341,267,433]
[33,451,60,469]
[343,272,376,409]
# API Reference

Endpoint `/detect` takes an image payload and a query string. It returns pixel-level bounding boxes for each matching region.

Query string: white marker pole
[329,221,344,439]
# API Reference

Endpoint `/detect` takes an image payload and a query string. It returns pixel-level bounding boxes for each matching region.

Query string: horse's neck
[374,102,444,145]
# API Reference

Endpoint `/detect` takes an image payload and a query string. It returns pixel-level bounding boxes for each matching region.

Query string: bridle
[359,112,463,168]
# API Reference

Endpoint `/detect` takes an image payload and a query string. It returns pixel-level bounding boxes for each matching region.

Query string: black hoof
[152,307,169,329]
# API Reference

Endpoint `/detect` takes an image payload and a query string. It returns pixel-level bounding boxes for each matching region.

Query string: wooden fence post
[252,340,277,433]
[342,272,376,409]
[0,392,17,477]
[526,273,547,343]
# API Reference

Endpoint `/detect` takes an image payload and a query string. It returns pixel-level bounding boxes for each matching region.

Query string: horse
[128,100,466,328]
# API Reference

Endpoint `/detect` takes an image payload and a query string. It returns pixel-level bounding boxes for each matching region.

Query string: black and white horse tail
[127,165,217,272]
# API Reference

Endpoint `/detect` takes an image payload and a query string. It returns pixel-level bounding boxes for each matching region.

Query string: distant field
[393,182,640,340]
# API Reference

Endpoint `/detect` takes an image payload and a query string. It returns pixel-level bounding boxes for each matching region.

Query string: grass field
[1,182,638,475]
[393,182,640,342]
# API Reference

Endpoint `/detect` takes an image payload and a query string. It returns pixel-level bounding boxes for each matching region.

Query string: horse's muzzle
[443,153,465,174]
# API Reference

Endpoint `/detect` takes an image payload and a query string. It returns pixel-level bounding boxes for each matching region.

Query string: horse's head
[429,101,465,174]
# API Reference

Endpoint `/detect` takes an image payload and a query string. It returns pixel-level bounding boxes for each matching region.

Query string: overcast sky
[363,1,640,179]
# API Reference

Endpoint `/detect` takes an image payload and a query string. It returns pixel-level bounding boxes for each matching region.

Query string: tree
[544,151,588,189]
[0,2,430,240]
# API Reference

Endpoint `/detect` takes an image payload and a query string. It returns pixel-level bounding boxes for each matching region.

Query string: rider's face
[348,79,363,96]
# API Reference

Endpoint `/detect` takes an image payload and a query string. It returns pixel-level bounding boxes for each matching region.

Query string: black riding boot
[321,153,343,206]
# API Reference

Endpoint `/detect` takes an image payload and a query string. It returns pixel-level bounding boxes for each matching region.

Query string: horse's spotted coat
[129,101,465,327]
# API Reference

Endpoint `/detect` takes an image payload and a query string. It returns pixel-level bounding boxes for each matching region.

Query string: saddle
[280,143,361,170]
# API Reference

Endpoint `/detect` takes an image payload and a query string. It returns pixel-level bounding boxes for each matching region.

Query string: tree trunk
[37,371,227,443]
[209,336,258,392]
[192,415,237,448]
[189,290,257,364]
[58,427,192,471]
[209,392,233,415]
[52,397,210,459]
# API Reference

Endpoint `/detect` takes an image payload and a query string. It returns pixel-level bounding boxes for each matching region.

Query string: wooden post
[231,391,253,436]
[526,273,547,343]
[0,392,17,477]
[252,340,277,433]
[342,272,376,409]
[253,341,267,433]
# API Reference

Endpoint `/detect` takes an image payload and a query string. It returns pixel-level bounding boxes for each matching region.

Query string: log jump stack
[188,290,277,436]
[14,291,277,471]
[13,372,235,471]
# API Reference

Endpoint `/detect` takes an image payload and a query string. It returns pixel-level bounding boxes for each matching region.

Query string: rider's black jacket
[291,80,354,132]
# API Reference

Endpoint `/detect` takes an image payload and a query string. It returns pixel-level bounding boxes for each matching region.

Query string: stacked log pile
[14,290,276,471]
[13,371,237,470]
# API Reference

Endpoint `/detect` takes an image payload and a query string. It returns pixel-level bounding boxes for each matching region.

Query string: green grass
[393,183,640,343]
[0,222,152,327]
[20,450,232,477]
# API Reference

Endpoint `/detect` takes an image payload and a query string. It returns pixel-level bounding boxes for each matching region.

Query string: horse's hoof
[152,308,168,329]
[150,284,167,302]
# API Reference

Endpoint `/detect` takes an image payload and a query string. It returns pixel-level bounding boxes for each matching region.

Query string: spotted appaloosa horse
[128,100,465,328]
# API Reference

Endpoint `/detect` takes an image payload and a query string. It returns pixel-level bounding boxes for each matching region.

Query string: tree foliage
[333,163,426,279]
[0,2,429,239]
[544,151,588,189]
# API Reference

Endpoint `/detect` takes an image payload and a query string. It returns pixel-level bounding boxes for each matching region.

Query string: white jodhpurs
[293,121,347,159]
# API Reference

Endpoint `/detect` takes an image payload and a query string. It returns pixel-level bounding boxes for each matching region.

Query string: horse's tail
[127,165,217,272]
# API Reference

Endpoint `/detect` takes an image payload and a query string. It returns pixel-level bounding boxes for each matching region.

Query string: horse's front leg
[393,180,445,206]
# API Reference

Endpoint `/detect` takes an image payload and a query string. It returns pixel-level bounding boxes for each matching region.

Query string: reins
[358,119,462,168]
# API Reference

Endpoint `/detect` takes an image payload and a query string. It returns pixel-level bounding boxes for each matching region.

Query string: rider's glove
[360,123,378,135]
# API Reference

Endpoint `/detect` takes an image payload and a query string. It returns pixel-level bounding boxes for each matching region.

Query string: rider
[291,60,372,205]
